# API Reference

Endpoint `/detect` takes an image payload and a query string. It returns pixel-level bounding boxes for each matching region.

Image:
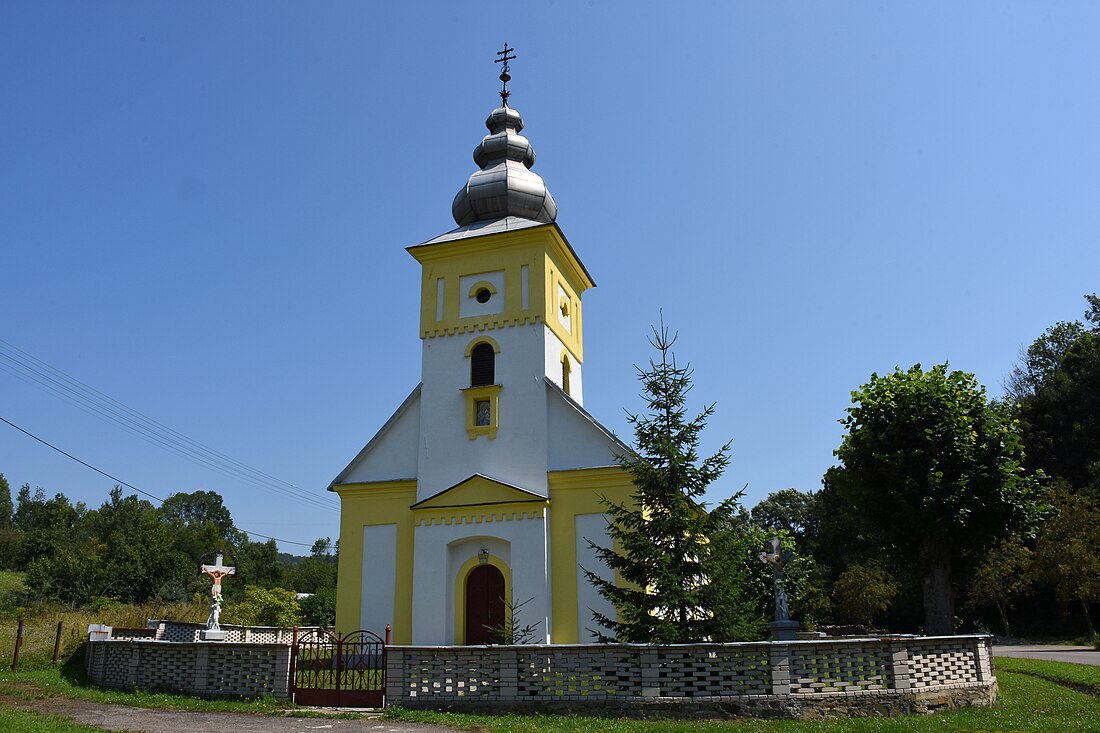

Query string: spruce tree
[585,321,743,642]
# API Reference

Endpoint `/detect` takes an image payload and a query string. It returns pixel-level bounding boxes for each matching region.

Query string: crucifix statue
[758,536,795,623]
[201,551,236,631]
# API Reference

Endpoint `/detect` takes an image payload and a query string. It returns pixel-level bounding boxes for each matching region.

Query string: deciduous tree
[826,364,1038,635]
[832,561,898,628]
[1013,294,1100,498]
[1034,485,1100,635]
[965,536,1034,637]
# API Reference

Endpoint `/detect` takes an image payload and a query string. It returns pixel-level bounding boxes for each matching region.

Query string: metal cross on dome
[495,42,516,106]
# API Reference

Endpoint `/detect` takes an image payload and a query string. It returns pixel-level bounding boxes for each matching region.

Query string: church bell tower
[332,46,633,646]
[407,47,594,501]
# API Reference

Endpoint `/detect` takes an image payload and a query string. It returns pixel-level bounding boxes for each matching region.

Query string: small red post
[289,626,298,701]
[385,624,391,645]
[52,621,63,663]
[11,617,24,671]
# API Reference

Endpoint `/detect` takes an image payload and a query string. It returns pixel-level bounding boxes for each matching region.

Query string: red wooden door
[465,564,505,644]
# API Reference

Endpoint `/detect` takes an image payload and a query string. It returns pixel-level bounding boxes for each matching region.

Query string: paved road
[993,644,1100,666]
[8,698,463,733]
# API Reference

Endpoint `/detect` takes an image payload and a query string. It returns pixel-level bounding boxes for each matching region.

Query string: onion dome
[451,104,558,226]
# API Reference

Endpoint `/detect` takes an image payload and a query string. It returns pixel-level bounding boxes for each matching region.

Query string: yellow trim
[409,227,591,361]
[464,335,501,356]
[547,467,636,644]
[332,481,417,643]
[467,280,498,299]
[453,554,512,645]
[415,504,546,527]
[414,475,545,509]
[463,384,501,439]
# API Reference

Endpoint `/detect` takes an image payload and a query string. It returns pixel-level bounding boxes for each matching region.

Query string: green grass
[385,662,1100,733]
[0,657,290,713]
[0,598,210,670]
[996,655,1100,694]
[0,571,28,596]
[0,704,107,733]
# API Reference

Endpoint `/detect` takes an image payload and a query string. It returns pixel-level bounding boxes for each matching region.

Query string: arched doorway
[465,563,505,644]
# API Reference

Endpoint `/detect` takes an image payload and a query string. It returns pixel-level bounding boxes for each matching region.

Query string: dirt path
[6,698,464,733]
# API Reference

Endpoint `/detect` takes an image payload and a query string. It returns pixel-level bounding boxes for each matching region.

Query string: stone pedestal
[199,629,226,641]
[87,624,112,641]
[768,619,799,641]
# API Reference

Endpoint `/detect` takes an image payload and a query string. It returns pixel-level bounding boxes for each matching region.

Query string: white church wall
[546,390,621,471]
[542,325,583,403]
[342,392,421,483]
[574,513,616,643]
[418,325,552,500]
[359,524,398,633]
[410,514,549,645]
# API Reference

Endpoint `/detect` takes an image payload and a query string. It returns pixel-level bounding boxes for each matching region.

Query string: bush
[222,585,299,627]
[298,587,336,627]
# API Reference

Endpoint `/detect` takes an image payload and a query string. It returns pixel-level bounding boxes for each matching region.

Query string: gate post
[335,631,343,699]
[289,626,299,701]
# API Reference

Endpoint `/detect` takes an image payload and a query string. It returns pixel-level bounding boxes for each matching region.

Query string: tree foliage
[965,536,1034,637]
[2,479,335,613]
[586,322,747,643]
[222,584,300,627]
[1034,485,1100,635]
[826,364,1038,635]
[749,488,823,552]
[1013,294,1100,498]
[832,561,898,628]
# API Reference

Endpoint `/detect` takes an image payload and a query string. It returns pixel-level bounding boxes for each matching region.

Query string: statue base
[768,619,799,641]
[199,629,226,641]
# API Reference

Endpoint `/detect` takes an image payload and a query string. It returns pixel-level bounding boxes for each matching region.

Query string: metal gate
[291,628,386,707]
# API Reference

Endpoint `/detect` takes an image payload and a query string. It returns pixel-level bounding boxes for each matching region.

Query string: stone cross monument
[759,536,799,641]
[200,551,236,641]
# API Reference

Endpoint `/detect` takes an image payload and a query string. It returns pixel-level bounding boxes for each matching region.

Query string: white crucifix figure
[201,552,236,630]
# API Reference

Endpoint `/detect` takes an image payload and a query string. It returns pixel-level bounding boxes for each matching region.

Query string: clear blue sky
[2,2,1098,552]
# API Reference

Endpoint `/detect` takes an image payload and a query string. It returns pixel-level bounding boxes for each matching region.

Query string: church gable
[545,378,630,471]
[412,473,548,509]
[330,384,421,488]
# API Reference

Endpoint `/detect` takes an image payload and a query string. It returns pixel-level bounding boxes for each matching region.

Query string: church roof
[417,215,548,247]
[451,102,557,227]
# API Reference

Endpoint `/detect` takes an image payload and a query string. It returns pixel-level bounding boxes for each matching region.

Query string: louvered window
[470,343,496,386]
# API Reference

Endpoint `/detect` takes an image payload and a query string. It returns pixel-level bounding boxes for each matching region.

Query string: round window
[475,288,492,304]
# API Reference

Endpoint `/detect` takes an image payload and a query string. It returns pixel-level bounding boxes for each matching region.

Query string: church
[331,49,636,645]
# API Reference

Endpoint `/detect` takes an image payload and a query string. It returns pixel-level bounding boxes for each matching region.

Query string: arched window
[561,354,571,395]
[470,342,496,386]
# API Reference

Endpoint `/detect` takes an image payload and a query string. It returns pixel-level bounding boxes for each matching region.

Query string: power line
[0,338,336,510]
[0,414,315,548]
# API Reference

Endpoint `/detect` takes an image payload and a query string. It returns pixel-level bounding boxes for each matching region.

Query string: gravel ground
[6,698,464,733]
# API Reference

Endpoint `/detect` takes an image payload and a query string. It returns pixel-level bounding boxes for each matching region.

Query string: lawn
[385,657,1100,733]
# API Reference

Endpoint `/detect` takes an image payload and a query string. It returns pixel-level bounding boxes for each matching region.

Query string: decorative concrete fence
[85,621,319,700]
[85,628,997,718]
[386,636,997,719]
[99,619,307,644]
[85,639,293,699]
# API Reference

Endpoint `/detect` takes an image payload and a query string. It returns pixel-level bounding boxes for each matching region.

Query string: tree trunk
[1081,598,1096,637]
[996,601,1011,638]
[921,538,954,636]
